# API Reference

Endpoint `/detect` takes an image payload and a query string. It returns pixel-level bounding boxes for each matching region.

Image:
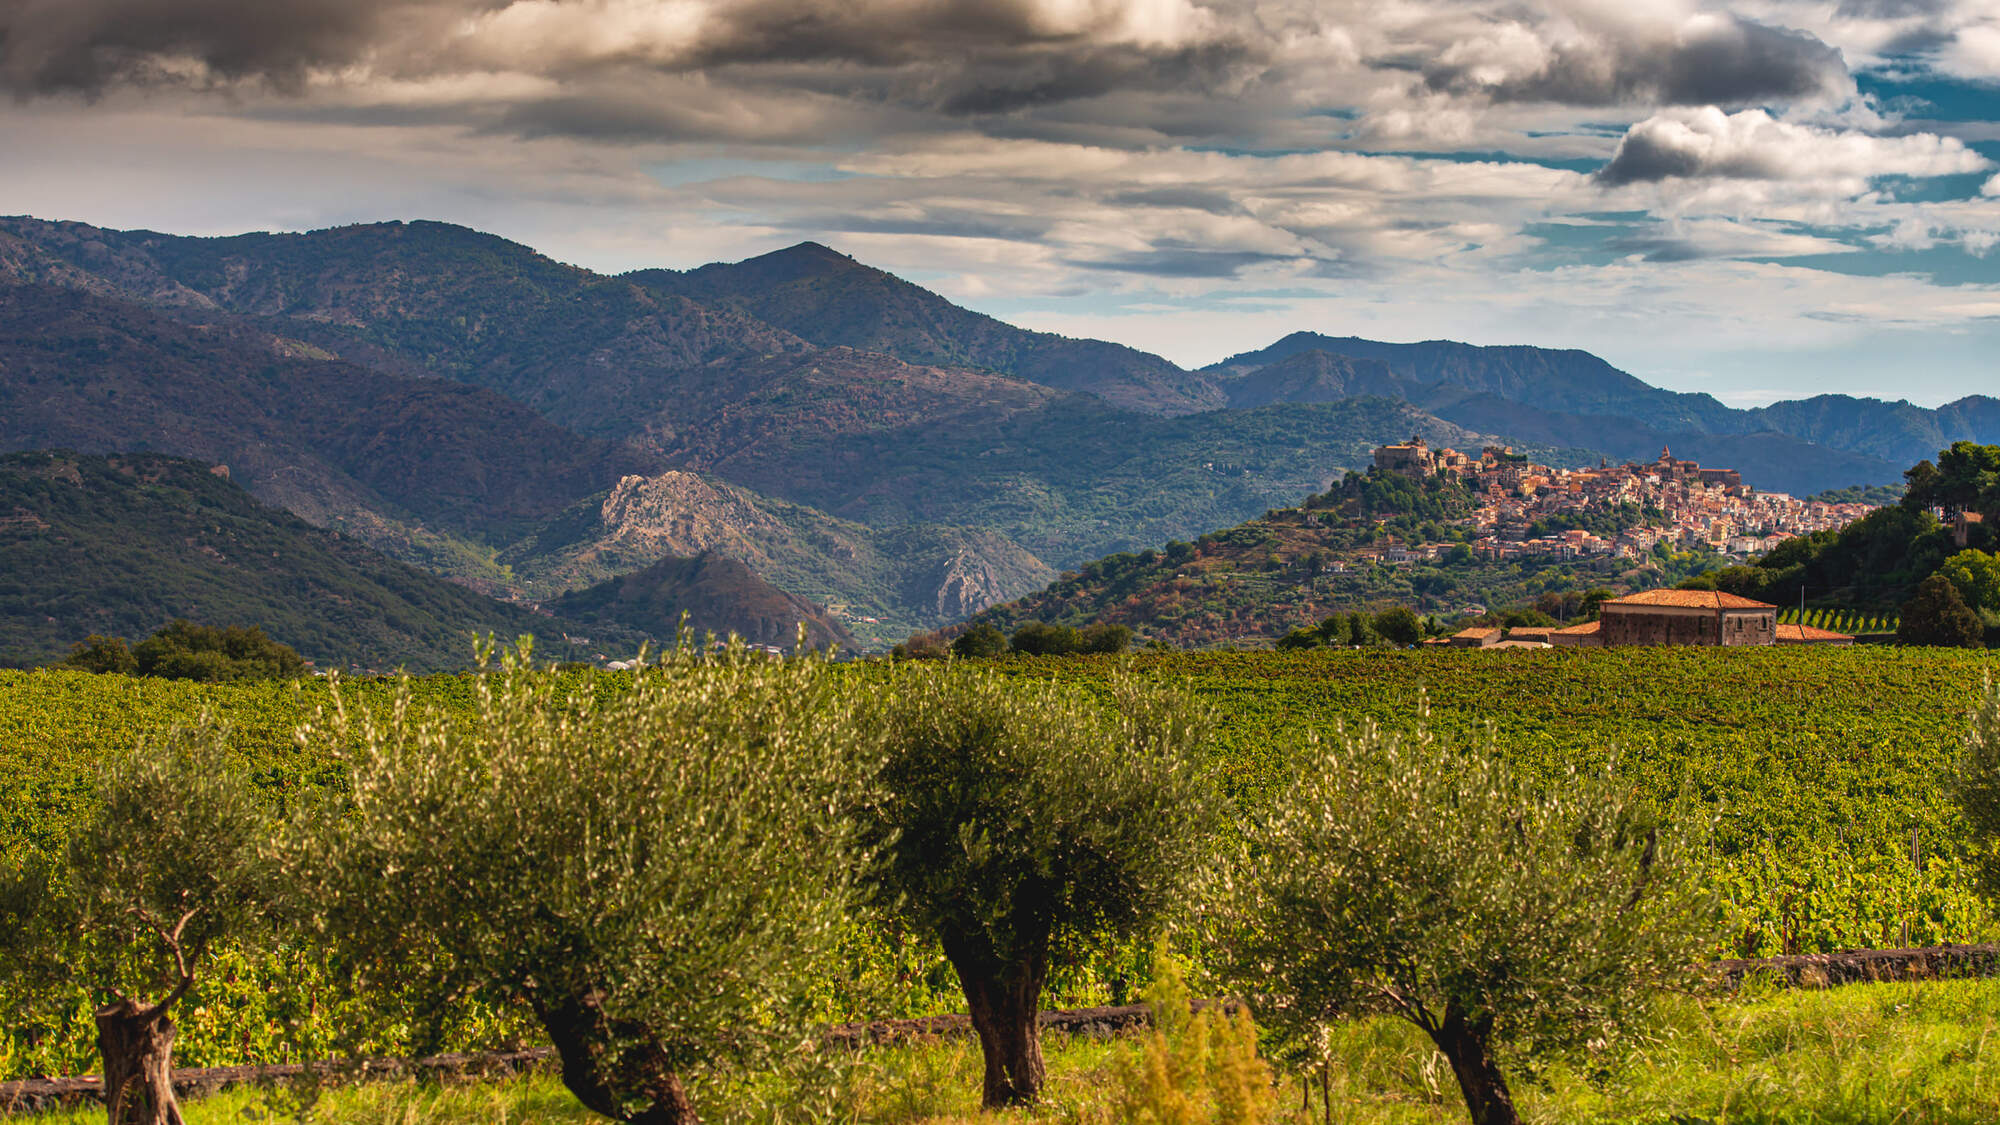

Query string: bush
[863,667,1215,1107]
[1116,945,1274,1125]
[1081,622,1136,654]
[59,620,309,681]
[1372,606,1424,647]
[951,623,1010,659]
[1900,574,1985,648]
[1210,721,1714,1125]
[1011,621,1084,656]
[286,641,883,1125]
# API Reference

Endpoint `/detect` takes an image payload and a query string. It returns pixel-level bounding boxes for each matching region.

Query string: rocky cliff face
[503,470,1053,647]
[930,546,1043,620]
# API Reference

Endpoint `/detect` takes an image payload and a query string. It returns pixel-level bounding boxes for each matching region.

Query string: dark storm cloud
[0,0,485,95]
[1068,243,1299,277]
[1425,15,1849,108]
[934,42,1255,115]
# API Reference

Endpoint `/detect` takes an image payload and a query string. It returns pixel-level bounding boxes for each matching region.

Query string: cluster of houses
[1369,439,1876,563]
[1433,589,1855,650]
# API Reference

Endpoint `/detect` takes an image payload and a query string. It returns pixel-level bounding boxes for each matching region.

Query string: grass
[26,978,2000,1124]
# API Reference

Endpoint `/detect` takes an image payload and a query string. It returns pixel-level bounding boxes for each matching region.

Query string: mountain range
[2,212,1991,654]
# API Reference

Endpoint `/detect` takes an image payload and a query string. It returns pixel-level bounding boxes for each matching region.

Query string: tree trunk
[532,990,698,1125]
[94,999,183,1125]
[953,956,1049,1109]
[1429,1011,1520,1125]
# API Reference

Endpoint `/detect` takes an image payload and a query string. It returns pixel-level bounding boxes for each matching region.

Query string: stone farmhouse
[1598,589,1777,646]
[1456,590,1855,649]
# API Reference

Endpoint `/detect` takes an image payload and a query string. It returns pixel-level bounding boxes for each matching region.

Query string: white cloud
[1598,106,1990,192]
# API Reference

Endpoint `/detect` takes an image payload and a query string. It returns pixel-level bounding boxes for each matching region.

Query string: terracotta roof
[1506,628,1553,640]
[1453,627,1501,638]
[1776,623,1854,642]
[1551,621,1602,635]
[1604,588,1775,610]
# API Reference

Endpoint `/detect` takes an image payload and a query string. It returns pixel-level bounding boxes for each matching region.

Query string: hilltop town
[1367,438,1878,567]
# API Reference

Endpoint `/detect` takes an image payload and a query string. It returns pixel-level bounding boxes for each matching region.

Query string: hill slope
[0,451,579,670]
[963,471,1678,648]
[551,551,858,652]
[0,282,639,578]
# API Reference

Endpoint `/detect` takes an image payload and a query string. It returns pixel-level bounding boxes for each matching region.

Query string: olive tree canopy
[1210,721,1714,1125]
[2,725,273,1125]
[864,666,1215,1107]
[286,641,883,1125]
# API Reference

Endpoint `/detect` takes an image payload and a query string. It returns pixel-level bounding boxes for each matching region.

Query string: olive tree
[285,641,882,1125]
[863,666,1215,1107]
[1,726,272,1125]
[1209,721,1713,1125]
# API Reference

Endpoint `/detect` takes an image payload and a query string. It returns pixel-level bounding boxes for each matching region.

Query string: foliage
[1942,550,2000,613]
[862,665,1216,1104]
[60,620,311,683]
[1209,718,1716,1124]
[1905,441,2000,520]
[1901,574,1986,648]
[1117,946,1275,1125]
[1012,621,1084,656]
[952,623,1010,658]
[2,723,277,1123]
[1371,607,1424,647]
[283,641,884,1123]
[61,634,136,674]
[5,647,1999,1081]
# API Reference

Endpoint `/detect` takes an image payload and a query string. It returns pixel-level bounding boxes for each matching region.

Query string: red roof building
[1598,589,1778,647]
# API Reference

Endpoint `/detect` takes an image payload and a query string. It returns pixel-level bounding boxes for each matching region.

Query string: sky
[3,0,1999,408]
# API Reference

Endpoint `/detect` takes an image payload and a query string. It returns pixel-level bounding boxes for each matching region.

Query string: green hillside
[0,451,593,671]
[960,469,1699,648]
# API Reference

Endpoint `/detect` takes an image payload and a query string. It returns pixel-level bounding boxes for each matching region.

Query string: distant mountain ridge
[627,243,1223,415]
[1,212,1985,654]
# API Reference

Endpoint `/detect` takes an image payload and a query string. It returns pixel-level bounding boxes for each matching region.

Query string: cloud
[1423,11,1850,108]
[1596,106,1989,188]
[0,0,478,95]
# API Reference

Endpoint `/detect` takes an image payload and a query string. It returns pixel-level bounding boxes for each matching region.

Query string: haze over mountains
[1,213,1992,654]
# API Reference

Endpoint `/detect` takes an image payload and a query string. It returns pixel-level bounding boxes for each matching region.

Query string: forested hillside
[0,451,587,670]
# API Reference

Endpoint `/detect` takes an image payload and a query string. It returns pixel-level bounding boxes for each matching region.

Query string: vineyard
[1777,607,1900,634]
[3,646,1997,1086]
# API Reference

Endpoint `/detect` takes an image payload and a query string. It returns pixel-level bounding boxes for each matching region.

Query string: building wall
[1600,606,1776,646]
[1602,606,1718,646]
[1721,610,1776,646]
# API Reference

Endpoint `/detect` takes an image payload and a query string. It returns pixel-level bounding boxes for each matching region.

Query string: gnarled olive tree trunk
[93,996,184,1125]
[944,935,1050,1109]
[532,990,699,1125]
[1429,1009,1520,1125]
